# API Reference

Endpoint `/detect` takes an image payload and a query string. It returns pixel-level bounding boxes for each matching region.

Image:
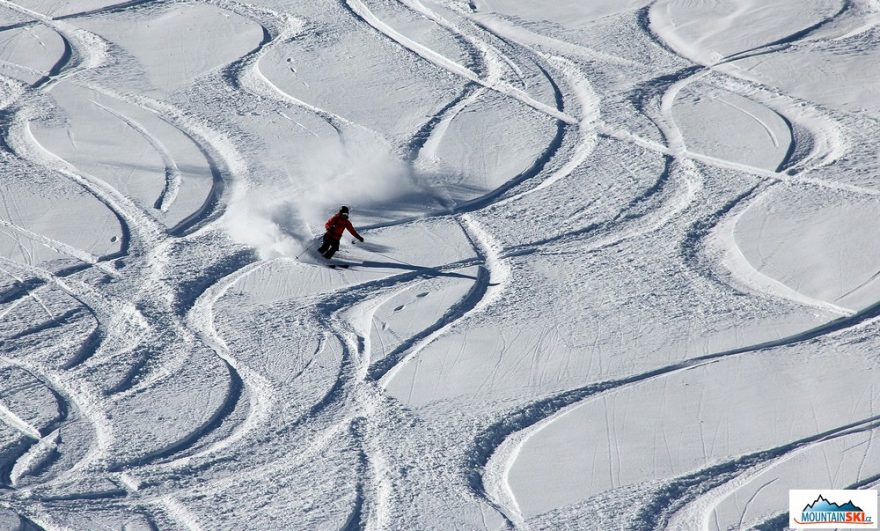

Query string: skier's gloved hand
[356,236,364,242]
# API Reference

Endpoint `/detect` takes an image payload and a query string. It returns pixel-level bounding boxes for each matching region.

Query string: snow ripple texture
[0,0,878,529]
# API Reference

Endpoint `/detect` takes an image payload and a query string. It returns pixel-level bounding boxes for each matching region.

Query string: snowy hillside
[1,0,879,529]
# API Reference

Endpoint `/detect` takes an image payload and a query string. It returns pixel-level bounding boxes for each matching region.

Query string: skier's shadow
[356,260,480,280]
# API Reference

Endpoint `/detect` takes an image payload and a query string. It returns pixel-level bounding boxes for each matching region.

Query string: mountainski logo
[790,490,878,528]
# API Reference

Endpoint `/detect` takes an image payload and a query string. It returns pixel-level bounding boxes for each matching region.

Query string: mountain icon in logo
[803,495,864,513]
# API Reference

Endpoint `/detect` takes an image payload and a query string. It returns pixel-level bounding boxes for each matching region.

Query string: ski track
[0,1,269,522]
[656,416,880,531]
[477,295,880,527]
[475,1,880,525]
[89,100,182,214]
[73,84,238,237]
[0,216,119,277]
[210,0,374,142]
[342,0,578,125]
[376,214,508,390]
[199,9,560,512]
[170,259,277,465]
[0,0,877,527]
[0,8,687,529]
[228,3,393,146]
[708,183,858,317]
[0,352,110,500]
[5,19,254,463]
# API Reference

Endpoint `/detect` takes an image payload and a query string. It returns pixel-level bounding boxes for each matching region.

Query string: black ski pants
[318,233,340,259]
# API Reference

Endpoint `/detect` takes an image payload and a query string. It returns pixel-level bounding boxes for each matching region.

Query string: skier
[318,205,363,259]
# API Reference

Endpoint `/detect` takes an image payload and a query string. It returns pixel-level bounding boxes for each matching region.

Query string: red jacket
[324,213,361,241]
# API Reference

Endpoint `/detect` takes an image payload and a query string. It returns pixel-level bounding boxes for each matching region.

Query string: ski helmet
[340,205,350,214]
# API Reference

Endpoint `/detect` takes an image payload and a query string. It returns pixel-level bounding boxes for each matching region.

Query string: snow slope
[0,0,878,529]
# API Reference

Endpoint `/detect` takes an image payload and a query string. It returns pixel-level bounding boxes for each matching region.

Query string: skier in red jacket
[318,205,363,259]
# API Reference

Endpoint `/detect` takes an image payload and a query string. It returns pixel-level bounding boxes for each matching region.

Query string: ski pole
[295,235,319,260]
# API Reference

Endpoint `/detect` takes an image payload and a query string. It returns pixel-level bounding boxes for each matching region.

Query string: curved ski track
[0,0,272,525]
[473,1,880,527]
[0,0,877,528]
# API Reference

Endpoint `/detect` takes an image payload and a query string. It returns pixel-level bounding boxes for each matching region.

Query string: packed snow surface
[0,0,879,529]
